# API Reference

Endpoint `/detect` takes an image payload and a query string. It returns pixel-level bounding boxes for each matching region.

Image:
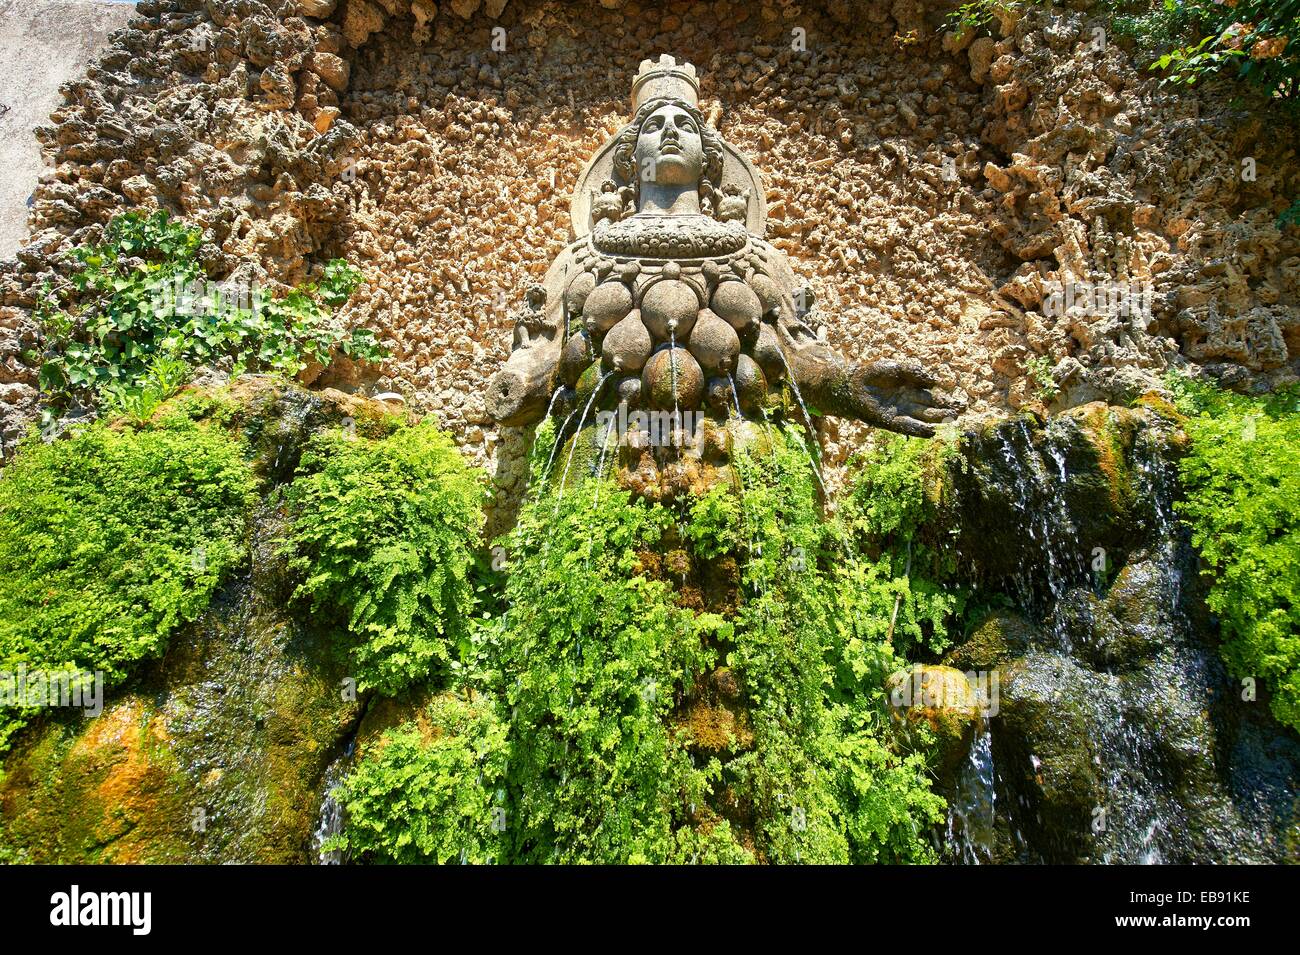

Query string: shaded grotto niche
[307,1,1298,533]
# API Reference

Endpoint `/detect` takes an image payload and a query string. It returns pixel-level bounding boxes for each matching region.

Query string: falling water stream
[538,406,579,494]
[946,722,996,864]
[669,327,680,428]
[312,736,356,865]
[555,371,613,513]
[591,414,617,510]
[771,340,828,497]
[937,413,1299,863]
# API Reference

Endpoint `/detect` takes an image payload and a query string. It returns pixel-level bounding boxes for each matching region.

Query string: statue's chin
[651,156,699,185]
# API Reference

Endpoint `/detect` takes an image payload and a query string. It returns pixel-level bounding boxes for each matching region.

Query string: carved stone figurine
[486,55,958,440]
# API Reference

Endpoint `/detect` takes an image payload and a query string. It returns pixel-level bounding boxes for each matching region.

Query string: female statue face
[634,103,704,188]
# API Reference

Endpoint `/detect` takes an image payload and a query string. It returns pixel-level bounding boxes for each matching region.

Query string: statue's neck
[637,182,701,216]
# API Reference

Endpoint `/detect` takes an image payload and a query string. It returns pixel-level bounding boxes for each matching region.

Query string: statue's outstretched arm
[756,245,961,438]
[485,249,573,427]
[779,320,961,438]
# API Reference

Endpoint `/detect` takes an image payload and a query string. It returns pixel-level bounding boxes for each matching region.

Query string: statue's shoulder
[536,239,587,297]
[746,235,798,289]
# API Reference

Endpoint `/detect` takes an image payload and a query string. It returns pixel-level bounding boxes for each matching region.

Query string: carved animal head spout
[485,56,960,448]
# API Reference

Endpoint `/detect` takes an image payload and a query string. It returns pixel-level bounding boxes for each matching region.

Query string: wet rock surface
[935,408,1300,864]
[0,377,394,862]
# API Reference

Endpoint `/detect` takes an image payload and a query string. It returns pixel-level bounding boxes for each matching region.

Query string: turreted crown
[632,54,700,112]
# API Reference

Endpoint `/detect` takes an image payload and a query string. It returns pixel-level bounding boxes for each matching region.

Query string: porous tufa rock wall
[1,0,1296,524]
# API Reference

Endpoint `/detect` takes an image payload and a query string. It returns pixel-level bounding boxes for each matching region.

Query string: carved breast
[556,226,797,417]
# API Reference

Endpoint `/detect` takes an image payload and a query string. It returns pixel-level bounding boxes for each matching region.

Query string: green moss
[947,612,1037,671]
[551,423,608,493]
[1076,404,1138,514]
[0,419,255,752]
[0,699,193,863]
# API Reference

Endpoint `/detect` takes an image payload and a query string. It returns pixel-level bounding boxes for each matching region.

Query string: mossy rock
[0,700,191,863]
[946,612,1039,671]
[993,652,1107,862]
[0,376,396,862]
[1050,557,1173,672]
[552,422,608,492]
[946,404,1182,601]
[171,376,408,484]
[887,664,985,783]
[0,553,364,862]
[352,686,443,763]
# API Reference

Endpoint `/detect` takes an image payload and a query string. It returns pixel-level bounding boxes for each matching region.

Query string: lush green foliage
[1143,0,1299,96]
[838,432,965,656]
[730,424,947,862]
[330,421,947,864]
[335,420,946,862]
[101,353,191,426]
[1170,374,1300,731]
[283,422,485,696]
[0,418,255,750]
[497,478,728,863]
[325,694,510,864]
[943,0,1018,33]
[37,211,383,418]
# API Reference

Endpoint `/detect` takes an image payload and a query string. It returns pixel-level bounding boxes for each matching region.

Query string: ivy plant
[37,211,384,420]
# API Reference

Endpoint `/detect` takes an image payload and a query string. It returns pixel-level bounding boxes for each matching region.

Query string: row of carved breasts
[557,245,795,415]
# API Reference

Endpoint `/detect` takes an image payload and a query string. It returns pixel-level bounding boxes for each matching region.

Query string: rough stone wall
[1,0,1297,521]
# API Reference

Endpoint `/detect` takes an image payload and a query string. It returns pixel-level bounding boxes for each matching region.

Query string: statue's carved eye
[644,117,663,132]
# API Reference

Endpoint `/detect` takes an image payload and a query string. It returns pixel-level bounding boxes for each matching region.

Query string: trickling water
[947,723,996,864]
[592,415,617,510]
[727,423,760,595]
[312,736,356,865]
[726,373,743,422]
[941,412,1298,864]
[538,406,579,496]
[555,371,613,512]
[983,419,1089,619]
[540,385,565,426]
[669,328,679,424]
[266,390,319,482]
[770,341,829,497]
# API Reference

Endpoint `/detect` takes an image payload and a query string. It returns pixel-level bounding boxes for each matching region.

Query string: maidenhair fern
[283,422,485,696]
[0,418,255,752]
[1170,374,1300,731]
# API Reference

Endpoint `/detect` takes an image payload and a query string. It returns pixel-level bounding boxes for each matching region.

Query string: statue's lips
[657,143,682,155]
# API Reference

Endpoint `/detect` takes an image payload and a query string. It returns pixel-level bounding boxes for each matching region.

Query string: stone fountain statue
[487,56,958,449]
